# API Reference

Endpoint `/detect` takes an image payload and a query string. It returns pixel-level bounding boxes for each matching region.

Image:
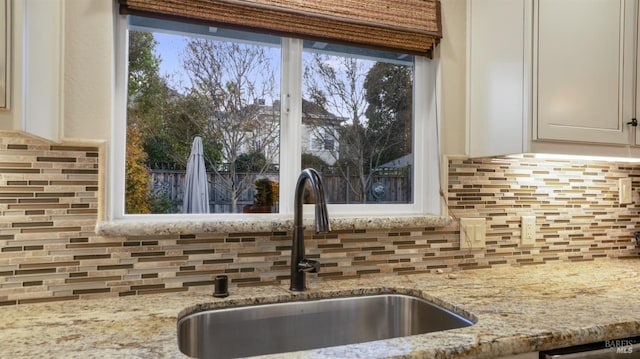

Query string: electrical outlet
[460,218,486,250]
[521,215,536,247]
[619,178,632,204]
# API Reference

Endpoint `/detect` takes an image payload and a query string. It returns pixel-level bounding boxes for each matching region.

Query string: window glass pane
[125,19,281,214]
[301,43,414,204]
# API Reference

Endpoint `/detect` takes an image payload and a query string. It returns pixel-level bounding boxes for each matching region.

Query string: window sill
[95,215,452,237]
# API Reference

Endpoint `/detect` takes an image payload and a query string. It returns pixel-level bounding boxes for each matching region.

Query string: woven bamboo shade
[119,0,442,56]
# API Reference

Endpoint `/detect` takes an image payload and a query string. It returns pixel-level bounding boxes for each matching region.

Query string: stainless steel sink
[177,293,475,358]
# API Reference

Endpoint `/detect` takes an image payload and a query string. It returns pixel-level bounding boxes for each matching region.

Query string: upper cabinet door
[637,0,640,145]
[534,0,637,145]
[22,0,64,142]
[467,0,531,157]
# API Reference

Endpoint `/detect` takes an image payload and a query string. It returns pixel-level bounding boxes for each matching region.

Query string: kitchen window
[112,13,441,220]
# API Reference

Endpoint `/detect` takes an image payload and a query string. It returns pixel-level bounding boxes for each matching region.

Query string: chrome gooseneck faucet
[290,168,330,291]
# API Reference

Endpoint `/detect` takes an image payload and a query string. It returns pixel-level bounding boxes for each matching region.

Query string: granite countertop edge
[95,215,452,237]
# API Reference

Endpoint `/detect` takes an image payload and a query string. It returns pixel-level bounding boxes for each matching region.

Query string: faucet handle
[298,259,320,273]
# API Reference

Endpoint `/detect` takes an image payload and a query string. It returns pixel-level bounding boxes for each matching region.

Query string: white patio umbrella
[182,136,210,213]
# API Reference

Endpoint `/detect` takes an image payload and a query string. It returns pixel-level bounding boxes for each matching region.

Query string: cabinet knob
[627,119,638,127]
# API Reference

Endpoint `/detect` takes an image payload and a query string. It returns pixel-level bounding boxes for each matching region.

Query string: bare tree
[303,53,371,203]
[183,39,279,212]
[303,54,413,204]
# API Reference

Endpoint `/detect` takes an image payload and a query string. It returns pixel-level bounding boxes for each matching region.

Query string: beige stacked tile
[0,131,638,305]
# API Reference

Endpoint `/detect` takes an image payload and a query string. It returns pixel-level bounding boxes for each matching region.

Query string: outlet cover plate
[619,178,632,204]
[460,218,486,250]
[521,215,536,247]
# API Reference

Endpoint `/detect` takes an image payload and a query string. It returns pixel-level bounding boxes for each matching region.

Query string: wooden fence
[149,168,410,213]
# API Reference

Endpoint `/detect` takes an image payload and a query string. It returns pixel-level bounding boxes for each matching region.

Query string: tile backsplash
[0,131,638,305]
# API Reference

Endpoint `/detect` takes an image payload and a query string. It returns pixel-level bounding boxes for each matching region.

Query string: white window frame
[109,12,441,222]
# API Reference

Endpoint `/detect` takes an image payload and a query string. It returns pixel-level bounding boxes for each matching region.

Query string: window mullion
[278,37,303,215]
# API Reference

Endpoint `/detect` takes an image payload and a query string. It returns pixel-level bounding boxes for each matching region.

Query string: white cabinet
[637,5,640,144]
[21,0,64,142]
[0,0,8,110]
[466,0,531,157]
[534,0,637,145]
[467,0,640,158]
[4,0,64,141]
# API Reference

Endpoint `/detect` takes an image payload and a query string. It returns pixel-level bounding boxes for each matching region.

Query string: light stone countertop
[95,215,452,236]
[2,259,640,358]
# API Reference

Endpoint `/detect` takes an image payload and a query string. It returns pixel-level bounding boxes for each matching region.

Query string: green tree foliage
[127,31,165,132]
[128,31,222,171]
[144,92,220,170]
[127,31,225,214]
[125,127,152,214]
[142,135,174,168]
[235,151,277,173]
[303,54,413,203]
[301,153,330,171]
[363,63,413,165]
[125,31,164,213]
[149,193,174,214]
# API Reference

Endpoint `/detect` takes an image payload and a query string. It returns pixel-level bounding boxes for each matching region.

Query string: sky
[154,32,189,92]
[149,30,381,119]
[152,31,283,101]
